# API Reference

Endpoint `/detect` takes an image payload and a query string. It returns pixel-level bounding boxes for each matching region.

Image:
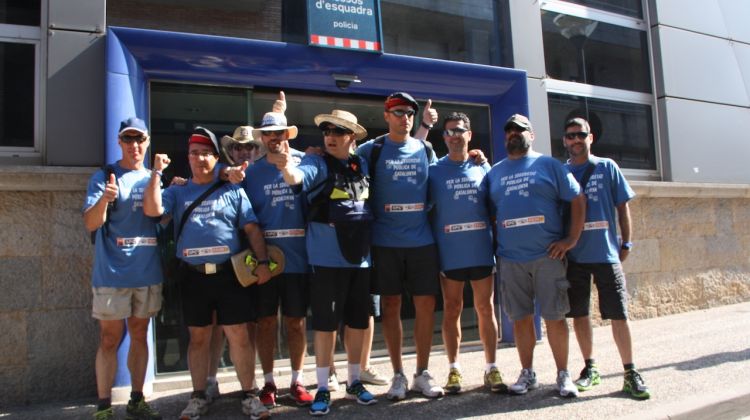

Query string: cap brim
[119,127,148,136]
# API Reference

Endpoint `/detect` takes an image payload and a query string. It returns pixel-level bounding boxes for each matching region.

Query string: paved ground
[4,302,750,419]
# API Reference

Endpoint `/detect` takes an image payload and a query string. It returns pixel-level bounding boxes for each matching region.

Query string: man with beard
[561,117,650,399]
[144,127,270,420]
[485,114,586,398]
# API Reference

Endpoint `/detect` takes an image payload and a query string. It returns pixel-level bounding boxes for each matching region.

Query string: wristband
[621,241,633,250]
[152,169,163,178]
[420,121,433,130]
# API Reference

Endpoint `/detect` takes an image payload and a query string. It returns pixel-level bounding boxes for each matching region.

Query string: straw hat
[251,112,299,140]
[220,126,263,164]
[313,109,368,141]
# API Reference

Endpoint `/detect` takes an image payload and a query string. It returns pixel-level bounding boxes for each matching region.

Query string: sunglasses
[120,134,147,144]
[387,109,416,118]
[261,129,286,137]
[188,150,217,158]
[233,144,258,152]
[564,131,589,140]
[443,127,469,137]
[321,126,352,137]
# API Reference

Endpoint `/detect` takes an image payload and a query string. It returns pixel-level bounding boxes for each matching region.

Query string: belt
[184,261,230,275]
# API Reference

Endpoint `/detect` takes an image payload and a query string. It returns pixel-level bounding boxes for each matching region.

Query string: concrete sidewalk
[4,302,750,419]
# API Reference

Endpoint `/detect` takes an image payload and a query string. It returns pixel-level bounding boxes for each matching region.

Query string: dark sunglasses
[233,144,258,151]
[261,129,286,136]
[443,127,469,137]
[321,126,352,137]
[564,131,589,140]
[120,134,147,144]
[387,109,416,118]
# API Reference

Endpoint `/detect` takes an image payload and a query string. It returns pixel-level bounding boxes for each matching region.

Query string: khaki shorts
[92,284,163,320]
[498,256,570,321]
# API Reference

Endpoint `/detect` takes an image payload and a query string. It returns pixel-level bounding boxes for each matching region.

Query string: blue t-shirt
[357,136,437,247]
[244,150,309,273]
[162,177,257,265]
[83,164,163,288]
[485,151,581,262]
[296,153,371,268]
[565,156,635,263]
[429,157,495,271]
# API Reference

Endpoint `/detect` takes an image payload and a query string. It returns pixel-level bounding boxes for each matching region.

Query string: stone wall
[0,170,748,406]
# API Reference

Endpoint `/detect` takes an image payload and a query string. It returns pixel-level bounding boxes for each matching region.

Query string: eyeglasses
[387,109,416,118]
[233,144,258,152]
[564,131,589,140]
[188,150,217,158]
[120,134,147,144]
[261,129,286,137]
[443,127,469,137]
[321,126,352,137]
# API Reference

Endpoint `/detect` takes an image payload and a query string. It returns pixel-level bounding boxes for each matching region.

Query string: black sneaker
[126,399,162,420]
[623,369,651,400]
[575,365,601,391]
[309,388,331,416]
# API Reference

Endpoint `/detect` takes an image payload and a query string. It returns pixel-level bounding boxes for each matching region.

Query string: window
[0,0,40,153]
[381,0,511,66]
[541,1,657,175]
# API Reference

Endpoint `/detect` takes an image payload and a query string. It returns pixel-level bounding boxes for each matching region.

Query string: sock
[485,363,497,373]
[242,390,255,399]
[394,368,404,376]
[623,363,635,371]
[191,390,207,400]
[316,366,330,390]
[416,367,427,376]
[97,398,111,411]
[449,362,461,371]
[207,376,217,383]
[585,359,596,368]
[264,372,274,385]
[348,363,361,385]
[129,391,143,403]
[291,370,302,385]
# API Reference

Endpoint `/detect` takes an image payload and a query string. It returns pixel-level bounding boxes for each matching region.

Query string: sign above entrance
[307,0,383,53]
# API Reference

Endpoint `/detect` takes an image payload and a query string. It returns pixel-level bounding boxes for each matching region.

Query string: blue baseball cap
[118,117,148,136]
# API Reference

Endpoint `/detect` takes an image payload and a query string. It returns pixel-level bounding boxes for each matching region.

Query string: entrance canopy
[106,26,528,163]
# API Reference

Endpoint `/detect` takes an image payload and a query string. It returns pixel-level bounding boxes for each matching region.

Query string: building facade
[1,0,749,406]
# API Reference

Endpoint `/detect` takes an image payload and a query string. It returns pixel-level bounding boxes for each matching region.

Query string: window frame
[540,0,660,180]
[0,21,43,159]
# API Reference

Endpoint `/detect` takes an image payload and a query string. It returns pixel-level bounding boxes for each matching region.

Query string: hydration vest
[307,153,373,264]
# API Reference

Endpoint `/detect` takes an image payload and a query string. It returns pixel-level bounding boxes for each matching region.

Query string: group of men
[84,90,649,420]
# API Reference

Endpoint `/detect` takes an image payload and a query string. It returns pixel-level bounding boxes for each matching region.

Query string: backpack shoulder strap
[368,135,387,184]
[175,180,226,242]
[420,139,435,162]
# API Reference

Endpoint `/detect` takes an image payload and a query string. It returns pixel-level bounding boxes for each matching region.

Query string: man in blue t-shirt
[486,114,586,398]
[83,117,163,420]
[144,127,270,420]
[429,112,506,395]
[562,117,650,400]
[274,109,378,416]
[355,92,445,400]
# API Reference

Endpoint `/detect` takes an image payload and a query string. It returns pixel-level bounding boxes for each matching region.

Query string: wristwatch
[420,121,433,130]
[621,242,633,250]
[256,259,270,265]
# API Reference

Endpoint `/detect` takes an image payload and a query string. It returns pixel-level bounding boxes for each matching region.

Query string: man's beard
[506,134,530,154]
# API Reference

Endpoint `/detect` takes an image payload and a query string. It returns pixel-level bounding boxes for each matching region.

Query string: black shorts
[180,263,256,327]
[371,244,440,296]
[255,273,309,318]
[566,262,629,320]
[309,266,371,332]
[442,265,495,282]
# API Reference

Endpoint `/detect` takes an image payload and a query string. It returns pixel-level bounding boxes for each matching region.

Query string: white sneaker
[328,371,340,392]
[411,370,445,398]
[557,370,579,398]
[179,397,208,420]
[206,378,220,404]
[360,366,389,386]
[241,394,270,419]
[509,368,539,395]
[386,373,409,401]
